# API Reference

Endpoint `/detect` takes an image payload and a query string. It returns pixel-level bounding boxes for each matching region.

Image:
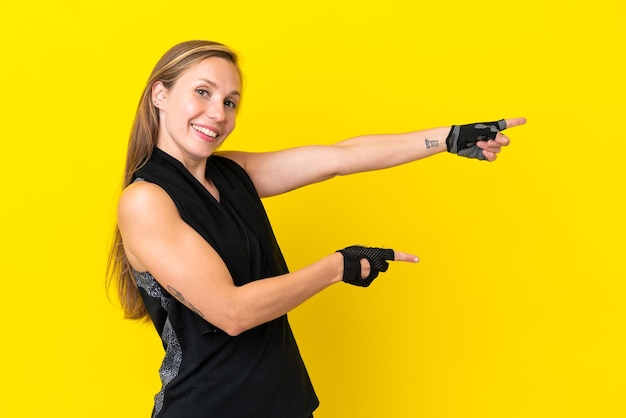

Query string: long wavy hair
[106,40,242,320]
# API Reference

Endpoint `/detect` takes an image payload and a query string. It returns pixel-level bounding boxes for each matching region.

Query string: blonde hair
[106,40,241,320]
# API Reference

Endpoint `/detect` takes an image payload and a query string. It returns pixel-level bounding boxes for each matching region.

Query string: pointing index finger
[394,250,420,263]
[503,117,527,130]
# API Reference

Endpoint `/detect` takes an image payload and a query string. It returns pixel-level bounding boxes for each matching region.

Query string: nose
[206,99,226,123]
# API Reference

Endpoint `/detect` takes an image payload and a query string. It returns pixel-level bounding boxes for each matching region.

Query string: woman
[107,40,525,417]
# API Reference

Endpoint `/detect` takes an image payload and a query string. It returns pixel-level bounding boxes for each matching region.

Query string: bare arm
[218,127,449,198]
[118,181,416,336]
[218,118,525,198]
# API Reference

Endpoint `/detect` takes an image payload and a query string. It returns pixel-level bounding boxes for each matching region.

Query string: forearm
[223,253,345,335]
[332,126,450,175]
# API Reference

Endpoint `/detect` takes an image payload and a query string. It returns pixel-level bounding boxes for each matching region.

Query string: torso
[128,150,319,417]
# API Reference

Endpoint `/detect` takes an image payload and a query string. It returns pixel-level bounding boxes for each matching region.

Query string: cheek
[183,100,203,118]
[168,103,201,132]
[221,112,236,133]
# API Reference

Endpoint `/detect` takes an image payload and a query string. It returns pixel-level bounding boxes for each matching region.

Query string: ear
[151,81,168,109]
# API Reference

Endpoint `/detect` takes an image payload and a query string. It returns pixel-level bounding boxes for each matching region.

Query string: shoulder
[119,180,170,211]
[118,181,178,227]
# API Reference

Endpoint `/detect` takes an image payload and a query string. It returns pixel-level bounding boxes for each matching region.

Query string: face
[153,57,241,163]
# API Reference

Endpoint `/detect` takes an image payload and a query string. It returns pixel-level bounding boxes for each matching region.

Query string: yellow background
[1,0,624,416]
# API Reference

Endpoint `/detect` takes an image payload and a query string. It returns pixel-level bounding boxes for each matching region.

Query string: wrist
[330,252,345,284]
[445,125,460,153]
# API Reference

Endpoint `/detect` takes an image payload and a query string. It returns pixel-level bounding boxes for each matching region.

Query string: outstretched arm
[219,117,525,198]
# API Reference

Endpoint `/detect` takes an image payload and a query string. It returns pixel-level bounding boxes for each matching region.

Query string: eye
[196,88,209,97]
[224,100,238,109]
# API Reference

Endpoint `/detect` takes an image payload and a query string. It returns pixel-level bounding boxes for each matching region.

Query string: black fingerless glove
[337,246,395,287]
[446,119,506,160]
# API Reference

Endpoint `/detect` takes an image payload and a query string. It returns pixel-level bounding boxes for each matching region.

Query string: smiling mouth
[192,124,218,138]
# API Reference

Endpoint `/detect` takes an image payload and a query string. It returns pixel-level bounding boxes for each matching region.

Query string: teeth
[192,124,218,138]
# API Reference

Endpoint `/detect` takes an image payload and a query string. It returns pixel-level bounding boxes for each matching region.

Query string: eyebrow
[200,78,240,97]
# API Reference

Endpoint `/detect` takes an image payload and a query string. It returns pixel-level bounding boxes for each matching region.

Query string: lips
[191,124,218,138]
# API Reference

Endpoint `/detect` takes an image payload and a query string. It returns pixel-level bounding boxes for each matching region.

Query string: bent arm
[119,182,417,335]
[118,181,345,336]
[218,126,450,198]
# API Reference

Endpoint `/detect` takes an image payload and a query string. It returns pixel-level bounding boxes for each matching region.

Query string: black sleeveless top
[133,148,318,417]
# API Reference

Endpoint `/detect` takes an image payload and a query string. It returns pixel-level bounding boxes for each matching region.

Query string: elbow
[221,321,246,337]
[210,289,270,337]
[218,306,251,337]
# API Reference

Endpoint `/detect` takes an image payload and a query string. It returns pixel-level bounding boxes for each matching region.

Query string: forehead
[178,57,241,91]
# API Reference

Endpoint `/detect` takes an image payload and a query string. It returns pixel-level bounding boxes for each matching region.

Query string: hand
[337,246,419,287]
[446,117,526,161]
